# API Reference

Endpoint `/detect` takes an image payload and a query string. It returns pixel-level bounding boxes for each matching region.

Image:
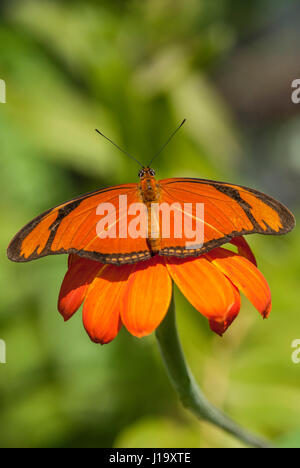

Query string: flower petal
[206,247,271,318]
[121,257,172,337]
[83,264,133,344]
[58,256,102,321]
[166,256,239,321]
[209,283,241,336]
[230,236,257,266]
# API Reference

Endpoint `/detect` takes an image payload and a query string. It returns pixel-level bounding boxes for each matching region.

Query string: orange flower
[58,237,271,344]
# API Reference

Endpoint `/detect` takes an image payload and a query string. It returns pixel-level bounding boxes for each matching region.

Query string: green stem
[155,290,273,448]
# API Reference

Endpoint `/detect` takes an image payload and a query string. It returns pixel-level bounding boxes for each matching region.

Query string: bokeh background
[1,0,300,448]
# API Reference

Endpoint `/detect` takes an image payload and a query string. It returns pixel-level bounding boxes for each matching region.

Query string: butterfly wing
[8,176,295,264]
[7,184,151,264]
[157,177,295,257]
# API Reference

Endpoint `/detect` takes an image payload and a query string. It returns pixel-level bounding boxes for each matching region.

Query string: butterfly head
[138,167,156,179]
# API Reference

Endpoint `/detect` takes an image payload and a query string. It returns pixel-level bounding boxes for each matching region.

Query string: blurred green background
[1,0,300,448]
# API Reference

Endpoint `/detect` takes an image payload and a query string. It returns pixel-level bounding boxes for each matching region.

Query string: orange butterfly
[7,121,295,265]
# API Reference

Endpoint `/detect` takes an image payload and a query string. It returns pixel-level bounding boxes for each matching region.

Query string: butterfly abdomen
[139,175,162,253]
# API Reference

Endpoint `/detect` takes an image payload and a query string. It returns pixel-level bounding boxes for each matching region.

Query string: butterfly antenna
[148,118,186,167]
[95,129,143,167]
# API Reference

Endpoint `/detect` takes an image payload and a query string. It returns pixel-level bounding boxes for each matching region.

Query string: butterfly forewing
[7,184,151,265]
[157,178,295,257]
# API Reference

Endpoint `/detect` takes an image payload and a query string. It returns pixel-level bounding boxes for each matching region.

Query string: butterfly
[7,121,295,266]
